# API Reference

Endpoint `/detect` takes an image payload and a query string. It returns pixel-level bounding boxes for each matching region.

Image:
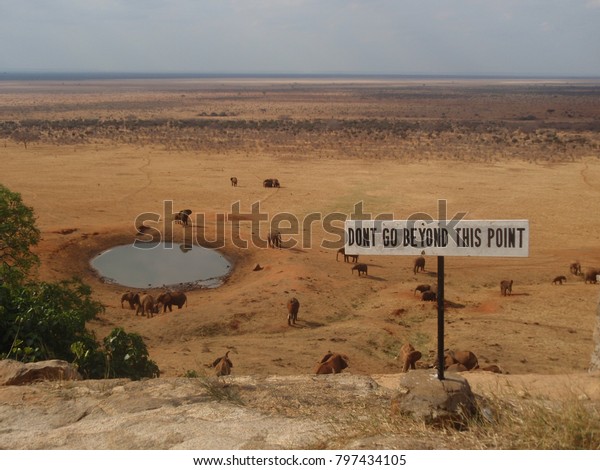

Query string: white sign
[344,219,529,257]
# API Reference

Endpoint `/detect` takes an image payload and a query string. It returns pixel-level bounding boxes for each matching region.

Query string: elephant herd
[173,175,280,228]
[577,261,600,284]
[398,343,502,374]
[339,250,517,301]
[120,290,187,318]
[410,259,599,302]
[550,261,600,286]
[207,345,499,378]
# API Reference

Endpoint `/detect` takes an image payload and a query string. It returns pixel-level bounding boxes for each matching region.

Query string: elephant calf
[230,176,238,187]
[351,263,368,276]
[552,275,567,285]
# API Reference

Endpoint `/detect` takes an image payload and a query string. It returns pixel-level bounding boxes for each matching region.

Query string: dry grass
[318,392,600,449]
[465,394,600,450]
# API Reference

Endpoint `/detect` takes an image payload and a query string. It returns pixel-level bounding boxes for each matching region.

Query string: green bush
[103,328,159,380]
[0,183,159,381]
[0,279,104,362]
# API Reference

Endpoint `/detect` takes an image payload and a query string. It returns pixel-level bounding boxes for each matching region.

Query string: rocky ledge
[1,360,599,450]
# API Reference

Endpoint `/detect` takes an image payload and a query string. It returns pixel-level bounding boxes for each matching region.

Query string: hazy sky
[1,0,599,76]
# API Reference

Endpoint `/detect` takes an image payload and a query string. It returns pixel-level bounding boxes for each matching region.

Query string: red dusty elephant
[314,352,349,374]
[156,291,187,313]
[287,297,300,326]
[136,294,158,318]
[398,343,422,373]
[212,351,233,377]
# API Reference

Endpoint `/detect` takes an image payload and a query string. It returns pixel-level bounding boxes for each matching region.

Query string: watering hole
[90,241,232,289]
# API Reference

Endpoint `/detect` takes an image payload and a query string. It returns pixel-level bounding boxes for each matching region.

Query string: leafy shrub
[103,328,159,380]
[0,184,159,381]
[0,278,104,363]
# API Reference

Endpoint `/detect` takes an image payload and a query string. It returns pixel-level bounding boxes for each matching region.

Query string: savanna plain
[1,77,600,449]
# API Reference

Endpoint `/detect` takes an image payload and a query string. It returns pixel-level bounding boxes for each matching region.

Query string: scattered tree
[0,185,40,284]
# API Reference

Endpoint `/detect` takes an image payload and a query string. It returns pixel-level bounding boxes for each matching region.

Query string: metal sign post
[344,218,529,381]
[437,255,445,380]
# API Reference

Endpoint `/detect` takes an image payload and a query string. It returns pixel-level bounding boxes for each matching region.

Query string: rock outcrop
[390,370,476,426]
[0,359,81,386]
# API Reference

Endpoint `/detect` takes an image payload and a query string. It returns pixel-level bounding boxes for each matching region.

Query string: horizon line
[2,71,600,81]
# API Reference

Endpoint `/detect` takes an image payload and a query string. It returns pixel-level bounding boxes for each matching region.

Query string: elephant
[314,352,349,374]
[263,178,281,188]
[569,262,582,276]
[120,291,140,309]
[500,280,513,296]
[212,351,233,377]
[351,263,368,276]
[287,297,300,326]
[413,256,425,274]
[268,230,282,248]
[443,350,479,371]
[414,284,431,296]
[398,343,422,373]
[230,176,238,187]
[136,294,158,318]
[347,254,359,263]
[584,269,599,284]
[552,275,567,285]
[156,291,187,313]
[421,290,437,302]
[174,209,192,226]
[336,247,357,263]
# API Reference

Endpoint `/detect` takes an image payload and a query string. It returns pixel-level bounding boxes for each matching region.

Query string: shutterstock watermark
[133,200,467,250]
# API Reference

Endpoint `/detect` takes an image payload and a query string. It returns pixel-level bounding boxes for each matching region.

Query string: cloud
[0,0,599,75]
